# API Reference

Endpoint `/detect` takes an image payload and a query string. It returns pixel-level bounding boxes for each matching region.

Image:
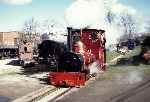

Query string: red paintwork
[143,51,150,61]
[72,29,106,71]
[48,28,106,87]
[49,72,86,87]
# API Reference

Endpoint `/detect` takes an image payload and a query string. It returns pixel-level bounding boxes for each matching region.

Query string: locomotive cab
[67,27,106,69]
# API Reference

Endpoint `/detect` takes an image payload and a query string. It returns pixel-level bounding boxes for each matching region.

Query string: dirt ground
[55,71,150,102]
[54,50,150,102]
[0,59,52,102]
[0,49,149,102]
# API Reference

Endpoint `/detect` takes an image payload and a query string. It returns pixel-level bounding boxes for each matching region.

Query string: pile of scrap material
[19,40,35,67]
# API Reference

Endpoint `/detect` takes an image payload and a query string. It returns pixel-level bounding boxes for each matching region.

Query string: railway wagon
[49,27,106,87]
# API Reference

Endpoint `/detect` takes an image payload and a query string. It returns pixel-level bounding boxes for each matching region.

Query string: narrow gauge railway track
[13,86,71,102]
[108,79,150,102]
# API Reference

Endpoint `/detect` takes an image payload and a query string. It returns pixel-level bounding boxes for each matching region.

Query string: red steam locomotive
[49,27,106,87]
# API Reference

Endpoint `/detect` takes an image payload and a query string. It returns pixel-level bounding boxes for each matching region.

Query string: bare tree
[23,18,39,41]
[22,18,41,53]
[106,10,115,24]
[119,13,136,39]
[42,19,56,35]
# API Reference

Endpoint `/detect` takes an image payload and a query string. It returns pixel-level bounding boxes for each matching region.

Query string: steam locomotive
[18,27,106,86]
[47,27,106,87]
[140,36,150,64]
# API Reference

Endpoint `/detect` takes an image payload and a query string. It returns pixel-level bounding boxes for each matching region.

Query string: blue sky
[120,0,150,17]
[0,0,72,31]
[0,0,149,32]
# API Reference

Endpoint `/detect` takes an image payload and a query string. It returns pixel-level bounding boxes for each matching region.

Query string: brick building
[0,31,21,58]
[0,31,20,48]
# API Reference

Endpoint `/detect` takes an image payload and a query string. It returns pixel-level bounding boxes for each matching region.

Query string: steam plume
[65,0,105,29]
[65,0,145,46]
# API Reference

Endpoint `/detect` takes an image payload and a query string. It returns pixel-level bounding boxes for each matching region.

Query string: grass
[106,50,121,63]
[99,46,150,80]
[98,64,150,81]
[106,46,141,62]
[98,66,128,80]
[122,46,141,59]
[140,64,150,75]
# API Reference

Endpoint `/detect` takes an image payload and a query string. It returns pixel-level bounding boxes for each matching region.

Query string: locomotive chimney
[67,27,73,51]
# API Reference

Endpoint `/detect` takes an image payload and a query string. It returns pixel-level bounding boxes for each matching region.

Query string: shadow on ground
[0,96,11,102]
[6,59,57,75]
[6,59,57,85]
[21,64,56,74]
[6,59,21,66]
[18,64,56,85]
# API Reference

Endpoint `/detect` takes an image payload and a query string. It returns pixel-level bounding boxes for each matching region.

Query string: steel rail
[38,87,71,102]
[12,86,71,102]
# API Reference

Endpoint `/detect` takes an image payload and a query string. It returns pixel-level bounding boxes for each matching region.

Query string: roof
[67,27,105,33]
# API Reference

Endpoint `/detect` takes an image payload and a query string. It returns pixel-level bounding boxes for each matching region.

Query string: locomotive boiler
[49,27,106,87]
[38,40,67,66]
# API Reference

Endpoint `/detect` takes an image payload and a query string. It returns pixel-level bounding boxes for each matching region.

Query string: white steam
[127,71,143,84]
[104,0,145,45]
[116,71,143,84]
[104,0,135,45]
[88,61,103,75]
[65,0,145,45]
[105,0,137,15]
[65,0,105,29]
